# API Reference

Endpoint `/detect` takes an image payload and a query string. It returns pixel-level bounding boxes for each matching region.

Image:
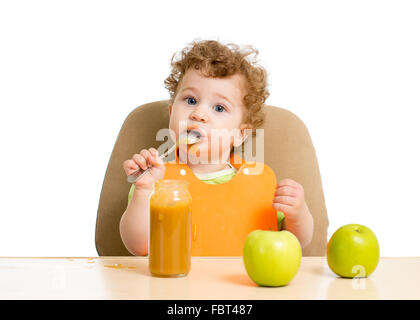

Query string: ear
[233,123,252,147]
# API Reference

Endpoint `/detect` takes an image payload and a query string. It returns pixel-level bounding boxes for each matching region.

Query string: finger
[273,195,296,206]
[277,178,302,190]
[149,148,164,166]
[277,179,298,189]
[274,185,297,197]
[272,202,292,213]
[123,160,139,174]
[140,149,152,160]
[124,159,139,170]
[133,154,148,170]
[140,149,154,168]
[149,147,159,157]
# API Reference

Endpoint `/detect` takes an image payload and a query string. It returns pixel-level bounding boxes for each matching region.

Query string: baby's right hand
[123,147,165,191]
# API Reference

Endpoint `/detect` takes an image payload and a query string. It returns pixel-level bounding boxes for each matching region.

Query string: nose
[189,107,208,122]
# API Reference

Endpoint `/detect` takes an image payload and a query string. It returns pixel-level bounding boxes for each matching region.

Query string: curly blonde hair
[164,39,269,133]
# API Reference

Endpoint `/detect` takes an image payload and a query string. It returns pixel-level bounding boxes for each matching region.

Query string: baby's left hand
[272,178,308,223]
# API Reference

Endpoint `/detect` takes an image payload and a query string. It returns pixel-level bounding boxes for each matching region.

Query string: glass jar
[149,179,192,277]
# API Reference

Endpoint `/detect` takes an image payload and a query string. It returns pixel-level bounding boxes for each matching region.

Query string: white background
[0,0,419,257]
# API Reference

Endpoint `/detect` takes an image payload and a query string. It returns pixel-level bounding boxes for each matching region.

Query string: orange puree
[149,180,192,277]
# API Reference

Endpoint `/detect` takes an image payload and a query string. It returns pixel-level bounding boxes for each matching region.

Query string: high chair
[95,100,329,256]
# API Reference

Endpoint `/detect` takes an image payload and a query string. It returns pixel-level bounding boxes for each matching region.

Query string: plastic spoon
[126,130,201,183]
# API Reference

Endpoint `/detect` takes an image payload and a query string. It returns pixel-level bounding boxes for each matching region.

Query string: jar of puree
[149,179,192,277]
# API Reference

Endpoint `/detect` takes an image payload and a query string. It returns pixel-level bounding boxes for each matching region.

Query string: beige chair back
[95,100,329,256]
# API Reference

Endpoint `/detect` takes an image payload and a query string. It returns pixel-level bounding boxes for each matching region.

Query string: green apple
[327,224,380,278]
[243,230,302,286]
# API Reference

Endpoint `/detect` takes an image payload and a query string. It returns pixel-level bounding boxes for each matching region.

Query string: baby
[120,40,314,256]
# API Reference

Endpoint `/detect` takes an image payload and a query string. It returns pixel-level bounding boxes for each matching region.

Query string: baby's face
[168,68,250,163]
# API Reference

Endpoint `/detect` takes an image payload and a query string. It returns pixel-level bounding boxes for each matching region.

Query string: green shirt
[128,165,285,230]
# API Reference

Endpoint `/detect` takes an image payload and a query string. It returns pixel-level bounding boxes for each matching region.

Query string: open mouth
[187,129,202,139]
[177,128,203,146]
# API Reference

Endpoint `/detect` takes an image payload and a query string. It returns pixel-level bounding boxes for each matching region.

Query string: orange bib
[162,149,278,256]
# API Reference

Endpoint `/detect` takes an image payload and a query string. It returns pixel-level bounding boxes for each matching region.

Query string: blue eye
[214,104,225,112]
[185,96,197,105]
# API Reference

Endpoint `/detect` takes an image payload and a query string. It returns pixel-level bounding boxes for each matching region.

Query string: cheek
[168,117,177,142]
[207,133,233,152]
[168,110,189,138]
